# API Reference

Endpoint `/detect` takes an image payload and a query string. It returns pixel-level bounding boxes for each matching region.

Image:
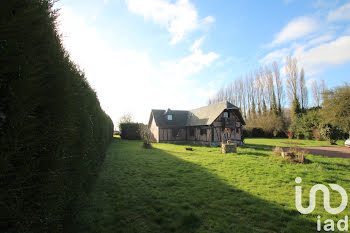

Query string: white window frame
[223,112,228,118]
[167,114,173,120]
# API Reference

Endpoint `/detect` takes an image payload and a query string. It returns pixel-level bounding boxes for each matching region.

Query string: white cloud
[261,33,335,65]
[259,47,291,64]
[263,4,350,75]
[328,2,350,22]
[190,37,204,51]
[125,0,214,44]
[57,6,218,124]
[160,39,219,84]
[313,0,337,9]
[294,35,350,75]
[276,35,350,76]
[203,15,215,24]
[345,27,350,35]
[306,34,334,46]
[270,16,319,46]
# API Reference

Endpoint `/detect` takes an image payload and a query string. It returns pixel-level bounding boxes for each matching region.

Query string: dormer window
[167,114,173,120]
[223,112,228,118]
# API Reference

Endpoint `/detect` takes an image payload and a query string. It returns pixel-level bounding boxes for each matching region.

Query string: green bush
[252,127,265,137]
[321,83,350,135]
[243,127,266,138]
[0,1,114,232]
[119,123,142,140]
[244,112,286,138]
[319,124,344,145]
[289,108,322,140]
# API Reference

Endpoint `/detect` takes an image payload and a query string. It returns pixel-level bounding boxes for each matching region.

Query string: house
[148,101,245,146]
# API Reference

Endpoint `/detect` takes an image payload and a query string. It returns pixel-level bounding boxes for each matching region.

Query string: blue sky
[55,0,350,125]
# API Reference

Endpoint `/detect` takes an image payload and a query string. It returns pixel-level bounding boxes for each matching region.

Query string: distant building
[148,101,245,145]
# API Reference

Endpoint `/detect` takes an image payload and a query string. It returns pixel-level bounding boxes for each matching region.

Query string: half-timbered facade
[148,101,245,145]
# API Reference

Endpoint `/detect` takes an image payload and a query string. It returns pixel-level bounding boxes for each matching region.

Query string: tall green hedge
[119,123,142,140]
[0,1,114,232]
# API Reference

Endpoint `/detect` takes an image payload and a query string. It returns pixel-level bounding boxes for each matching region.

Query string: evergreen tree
[271,91,278,115]
[292,97,301,117]
[321,83,350,135]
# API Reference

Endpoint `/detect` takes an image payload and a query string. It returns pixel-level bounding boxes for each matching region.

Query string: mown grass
[245,137,346,148]
[68,139,350,233]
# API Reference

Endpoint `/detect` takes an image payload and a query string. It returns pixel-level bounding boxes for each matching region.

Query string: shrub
[312,127,322,141]
[274,130,287,138]
[273,147,283,156]
[286,131,294,139]
[319,124,343,145]
[251,128,265,137]
[263,130,274,138]
[321,83,350,136]
[0,1,114,232]
[243,128,250,138]
[245,112,285,138]
[286,108,323,140]
[293,154,305,164]
[281,147,308,164]
[243,127,265,137]
[140,124,153,148]
[120,123,142,140]
[290,116,304,139]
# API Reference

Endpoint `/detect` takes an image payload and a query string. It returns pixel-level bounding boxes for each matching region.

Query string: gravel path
[301,147,350,159]
[248,145,350,159]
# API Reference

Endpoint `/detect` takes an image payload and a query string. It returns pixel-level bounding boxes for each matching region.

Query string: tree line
[0,1,114,232]
[208,56,349,141]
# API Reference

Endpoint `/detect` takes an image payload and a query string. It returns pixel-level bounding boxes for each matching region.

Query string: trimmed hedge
[0,1,114,232]
[243,127,264,138]
[243,127,287,138]
[119,123,142,140]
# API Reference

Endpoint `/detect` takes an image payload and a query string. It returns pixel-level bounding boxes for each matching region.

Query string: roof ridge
[151,101,245,127]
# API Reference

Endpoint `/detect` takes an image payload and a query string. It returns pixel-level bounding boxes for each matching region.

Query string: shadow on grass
[317,161,350,172]
[242,144,276,151]
[237,151,269,157]
[67,140,316,233]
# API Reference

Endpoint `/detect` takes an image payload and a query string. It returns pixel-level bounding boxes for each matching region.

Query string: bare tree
[272,61,283,113]
[320,79,326,106]
[118,112,134,130]
[311,79,320,107]
[241,77,247,118]
[119,112,133,124]
[140,124,153,148]
[265,65,276,111]
[245,73,254,118]
[285,56,299,105]
[254,69,264,115]
[216,87,225,102]
[237,78,244,111]
[299,68,308,109]
[311,79,326,107]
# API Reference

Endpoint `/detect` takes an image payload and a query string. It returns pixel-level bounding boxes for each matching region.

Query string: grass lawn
[245,138,346,148]
[68,139,350,233]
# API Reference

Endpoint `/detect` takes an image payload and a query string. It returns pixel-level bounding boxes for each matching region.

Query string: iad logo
[295,177,348,214]
[295,177,349,232]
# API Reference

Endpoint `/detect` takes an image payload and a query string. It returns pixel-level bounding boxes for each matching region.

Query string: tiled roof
[151,101,245,127]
